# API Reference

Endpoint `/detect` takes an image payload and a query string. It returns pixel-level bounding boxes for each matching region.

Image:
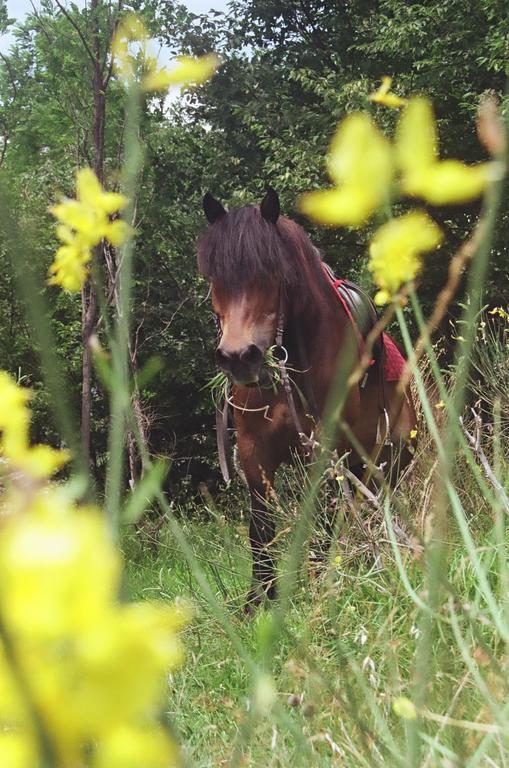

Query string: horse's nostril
[215,347,232,370]
[240,344,263,367]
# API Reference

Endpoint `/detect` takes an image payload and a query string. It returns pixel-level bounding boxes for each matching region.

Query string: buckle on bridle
[272,343,289,365]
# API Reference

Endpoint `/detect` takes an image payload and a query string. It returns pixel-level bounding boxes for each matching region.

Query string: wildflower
[253,673,276,715]
[397,97,491,204]
[488,307,508,319]
[334,554,342,566]
[435,400,445,409]
[49,168,130,292]
[410,429,418,439]
[0,376,189,766]
[393,696,417,720]
[111,13,148,83]
[143,54,220,92]
[0,370,31,457]
[369,76,407,108]
[368,211,443,304]
[299,113,393,227]
[112,13,219,93]
[0,496,189,765]
[93,725,177,768]
[0,371,69,478]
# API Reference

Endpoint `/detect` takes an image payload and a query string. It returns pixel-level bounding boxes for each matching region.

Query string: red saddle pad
[383,333,406,382]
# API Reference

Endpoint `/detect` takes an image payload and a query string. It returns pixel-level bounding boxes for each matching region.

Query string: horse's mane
[197,206,329,315]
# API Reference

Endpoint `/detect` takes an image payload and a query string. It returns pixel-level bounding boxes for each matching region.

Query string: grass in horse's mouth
[203,346,283,404]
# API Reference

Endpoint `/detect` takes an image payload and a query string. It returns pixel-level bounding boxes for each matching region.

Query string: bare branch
[0,52,18,98]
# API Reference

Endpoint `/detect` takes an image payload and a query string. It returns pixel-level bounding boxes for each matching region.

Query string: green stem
[105,83,143,536]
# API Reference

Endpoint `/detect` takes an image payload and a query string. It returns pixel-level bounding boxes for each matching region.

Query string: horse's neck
[287,287,352,410]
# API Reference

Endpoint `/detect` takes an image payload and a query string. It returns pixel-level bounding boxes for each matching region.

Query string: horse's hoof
[243,591,261,617]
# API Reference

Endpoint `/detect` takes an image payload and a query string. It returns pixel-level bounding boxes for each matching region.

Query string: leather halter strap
[275,294,319,458]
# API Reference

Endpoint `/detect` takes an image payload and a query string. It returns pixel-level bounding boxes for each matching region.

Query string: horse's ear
[203,192,227,224]
[260,188,280,224]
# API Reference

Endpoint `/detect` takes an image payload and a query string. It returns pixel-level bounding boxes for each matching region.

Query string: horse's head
[198,190,283,386]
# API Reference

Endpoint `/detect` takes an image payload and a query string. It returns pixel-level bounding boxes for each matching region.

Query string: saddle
[321,263,384,368]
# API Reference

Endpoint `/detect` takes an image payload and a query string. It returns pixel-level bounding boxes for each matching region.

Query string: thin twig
[460,408,509,513]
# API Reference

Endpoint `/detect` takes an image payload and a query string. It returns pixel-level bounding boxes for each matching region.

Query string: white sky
[0,0,229,53]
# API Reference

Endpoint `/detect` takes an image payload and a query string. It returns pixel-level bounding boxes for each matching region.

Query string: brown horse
[198,189,417,611]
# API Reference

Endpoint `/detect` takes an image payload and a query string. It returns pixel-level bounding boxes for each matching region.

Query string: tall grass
[2,53,508,767]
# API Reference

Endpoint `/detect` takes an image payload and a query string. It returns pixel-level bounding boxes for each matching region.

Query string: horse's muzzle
[216,343,264,385]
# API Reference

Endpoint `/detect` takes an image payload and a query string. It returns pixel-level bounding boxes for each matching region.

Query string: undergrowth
[122,349,509,767]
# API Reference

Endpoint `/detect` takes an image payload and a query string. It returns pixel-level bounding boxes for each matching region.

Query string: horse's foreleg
[245,485,276,612]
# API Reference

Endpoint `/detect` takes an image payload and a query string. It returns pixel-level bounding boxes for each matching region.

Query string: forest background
[0,0,508,494]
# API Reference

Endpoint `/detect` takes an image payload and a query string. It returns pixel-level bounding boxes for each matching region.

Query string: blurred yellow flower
[0,497,188,766]
[111,13,148,83]
[48,242,90,292]
[0,376,189,767]
[299,113,393,227]
[410,428,418,439]
[0,371,31,454]
[112,13,218,93]
[50,168,130,292]
[0,493,120,637]
[369,76,407,108]
[368,211,443,304]
[93,725,177,768]
[393,696,417,720]
[435,400,445,409]
[397,97,491,203]
[0,371,69,478]
[143,54,220,92]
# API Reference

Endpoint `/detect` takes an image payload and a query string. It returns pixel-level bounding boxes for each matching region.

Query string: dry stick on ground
[460,408,509,514]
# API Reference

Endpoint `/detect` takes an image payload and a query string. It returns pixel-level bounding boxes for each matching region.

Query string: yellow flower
[435,400,445,410]
[299,113,393,227]
[14,445,70,479]
[112,13,219,93]
[410,429,418,439]
[143,54,220,92]
[0,493,121,637]
[48,242,90,292]
[50,169,130,292]
[0,731,37,768]
[368,211,443,304]
[393,696,417,720]
[0,493,188,765]
[0,374,189,767]
[488,307,508,319]
[0,371,31,456]
[77,167,127,216]
[111,13,148,83]
[397,97,491,203]
[93,725,178,768]
[369,76,407,108]
[0,372,69,479]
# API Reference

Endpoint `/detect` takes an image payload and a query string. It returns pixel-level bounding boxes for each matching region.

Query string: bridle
[213,268,386,483]
[274,293,321,459]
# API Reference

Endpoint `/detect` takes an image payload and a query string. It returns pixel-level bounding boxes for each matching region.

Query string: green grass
[121,436,509,767]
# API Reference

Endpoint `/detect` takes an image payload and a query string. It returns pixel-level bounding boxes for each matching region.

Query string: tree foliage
[1,0,508,488]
